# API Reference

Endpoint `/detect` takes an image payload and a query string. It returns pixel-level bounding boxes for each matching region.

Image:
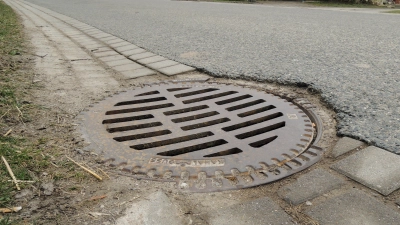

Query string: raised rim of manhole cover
[77,80,325,192]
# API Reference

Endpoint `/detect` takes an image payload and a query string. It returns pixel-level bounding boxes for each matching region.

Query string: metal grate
[78,81,324,192]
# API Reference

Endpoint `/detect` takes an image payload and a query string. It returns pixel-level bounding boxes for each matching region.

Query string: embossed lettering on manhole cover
[78,81,324,192]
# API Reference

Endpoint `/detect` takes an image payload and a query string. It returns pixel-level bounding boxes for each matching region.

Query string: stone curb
[15,0,196,79]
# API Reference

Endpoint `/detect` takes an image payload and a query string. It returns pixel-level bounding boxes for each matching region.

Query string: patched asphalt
[25,0,400,153]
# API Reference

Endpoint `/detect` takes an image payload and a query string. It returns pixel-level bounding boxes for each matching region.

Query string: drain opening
[203,148,243,157]
[157,139,228,156]
[131,131,214,150]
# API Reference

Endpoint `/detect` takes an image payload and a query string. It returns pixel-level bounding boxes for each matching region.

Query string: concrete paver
[93,50,118,59]
[158,64,195,76]
[206,197,295,225]
[115,191,183,225]
[278,169,345,205]
[147,60,179,70]
[331,137,363,157]
[105,59,134,67]
[115,44,139,52]
[137,55,166,64]
[128,52,156,61]
[99,54,126,62]
[104,38,124,45]
[306,189,400,225]
[121,67,156,79]
[331,146,400,195]
[113,62,143,72]
[110,41,131,48]
[120,48,146,56]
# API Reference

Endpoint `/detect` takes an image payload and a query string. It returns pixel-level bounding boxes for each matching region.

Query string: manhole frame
[77,80,326,192]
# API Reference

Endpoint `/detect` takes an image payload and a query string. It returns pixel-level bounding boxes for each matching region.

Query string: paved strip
[4,0,119,95]
[17,0,196,77]
[331,137,364,157]
[306,189,400,225]
[206,197,295,225]
[331,146,400,195]
[278,168,345,205]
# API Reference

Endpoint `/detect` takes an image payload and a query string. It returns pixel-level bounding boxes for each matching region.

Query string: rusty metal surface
[78,81,324,192]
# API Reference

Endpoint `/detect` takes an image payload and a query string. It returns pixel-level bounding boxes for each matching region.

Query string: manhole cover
[78,81,324,192]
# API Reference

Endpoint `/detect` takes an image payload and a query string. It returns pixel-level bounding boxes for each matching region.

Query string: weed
[385,9,400,13]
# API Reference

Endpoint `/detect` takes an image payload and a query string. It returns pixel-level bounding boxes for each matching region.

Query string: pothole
[78,80,326,192]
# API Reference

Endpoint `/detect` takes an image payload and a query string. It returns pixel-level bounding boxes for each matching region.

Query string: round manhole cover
[78,81,324,192]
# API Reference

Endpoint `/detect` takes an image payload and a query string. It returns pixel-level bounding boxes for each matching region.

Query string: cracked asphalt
[25,0,400,153]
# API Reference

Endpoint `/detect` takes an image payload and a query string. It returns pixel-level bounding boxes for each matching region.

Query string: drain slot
[183,91,237,104]
[107,122,163,133]
[157,139,228,156]
[102,114,154,124]
[172,111,219,123]
[114,130,171,142]
[106,103,174,115]
[114,97,167,106]
[235,121,285,139]
[238,105,276,118]
[164,105,209,116]
[222,112,283,132]
[215,94,252,105]
[175,88,218,98]
[249,135,278,148]
[226,99,265,111]
[181,118,231,131]
[135,91,160,96]
[203,148,243,157]
[131,131,214,150]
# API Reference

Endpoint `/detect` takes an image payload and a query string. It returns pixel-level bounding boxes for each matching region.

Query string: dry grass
[284,204,320,225]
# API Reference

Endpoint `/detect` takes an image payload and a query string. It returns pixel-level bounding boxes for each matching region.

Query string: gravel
[25,0,400,153]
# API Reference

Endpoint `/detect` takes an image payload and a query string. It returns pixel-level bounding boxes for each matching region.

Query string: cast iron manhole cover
[78,81,324,192]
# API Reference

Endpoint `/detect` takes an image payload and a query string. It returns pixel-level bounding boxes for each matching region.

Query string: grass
[385,9,400,13]
[305,1,382,8]
[0,1,51,223]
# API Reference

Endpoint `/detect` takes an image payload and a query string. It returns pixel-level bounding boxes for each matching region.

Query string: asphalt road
[25,0,400,153]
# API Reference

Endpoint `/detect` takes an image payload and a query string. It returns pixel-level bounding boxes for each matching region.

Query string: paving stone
[93,50,119,58]
[105,59,134,67]
[104,38,124,45]
[91,47,113,53]
[99,36,118,42]
[121,68,156,79]
[306,189,400,225]
[120,48,146,56]
[113,62,143,71]
[85,43,105,50]
[99,54,126,62]
[110,41,131,48]
[331,137,364,157]
[115,191,183,225]
[207,197,295,225]
[115,44,139,53]
[278,169,345,205]
[331,146,400,195]
[91,33,110,39]
[157,64,195,76]
[396,198,400,206]
[128,52,156,61]
[147,60,179,70]
[137,55,167,64]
